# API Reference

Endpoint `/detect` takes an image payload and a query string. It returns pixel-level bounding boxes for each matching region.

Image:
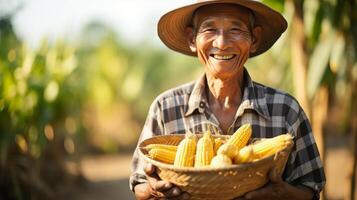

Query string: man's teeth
[213,55,234,60]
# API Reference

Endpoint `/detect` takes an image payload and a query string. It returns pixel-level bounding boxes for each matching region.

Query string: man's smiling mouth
[210,54,236,60]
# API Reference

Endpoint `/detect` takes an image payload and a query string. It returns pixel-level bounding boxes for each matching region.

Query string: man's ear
[185,27,197,52]
[250,26,262,53]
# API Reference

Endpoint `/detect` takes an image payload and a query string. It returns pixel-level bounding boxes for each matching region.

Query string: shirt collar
[185,73,208,116]
[185,68,271,119]
[239,69,271,119]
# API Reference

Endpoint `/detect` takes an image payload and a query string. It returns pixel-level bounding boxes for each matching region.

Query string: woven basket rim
[138,134,293,172]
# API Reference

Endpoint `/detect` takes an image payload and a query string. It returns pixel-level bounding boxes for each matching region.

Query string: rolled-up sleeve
[129,99,165,191]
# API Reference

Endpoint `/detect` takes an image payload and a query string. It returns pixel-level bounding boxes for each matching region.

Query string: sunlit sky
[10,0,193,48]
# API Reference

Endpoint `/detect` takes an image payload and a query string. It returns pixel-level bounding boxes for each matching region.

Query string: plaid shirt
[130,68,326,196]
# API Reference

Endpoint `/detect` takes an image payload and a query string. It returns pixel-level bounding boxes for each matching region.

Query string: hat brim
[158,0,287,57]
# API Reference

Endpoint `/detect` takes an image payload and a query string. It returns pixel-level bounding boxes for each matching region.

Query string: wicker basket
[138,134,293,200]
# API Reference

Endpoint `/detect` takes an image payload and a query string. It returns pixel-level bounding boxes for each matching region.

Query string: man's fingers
[145,163,161,181]
[144,163,155,175]
[234,168,286,200]
[181,192,191,200]
[242,185,272,199]
[143,163,188,199]
[146,180,171,198]
[133,183,153,200]
[269,167,283,183]
[161,186,181,197]
[244,190,258,199]
[152,180,173,192]
[149,180,188,199]
[166,192,190,200]
[144,163,173,191]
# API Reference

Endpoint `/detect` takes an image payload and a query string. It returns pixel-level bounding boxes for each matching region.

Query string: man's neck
[206,72,244,110]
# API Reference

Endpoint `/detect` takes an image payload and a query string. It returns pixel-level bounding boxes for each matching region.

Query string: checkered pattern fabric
[130,68,326,196]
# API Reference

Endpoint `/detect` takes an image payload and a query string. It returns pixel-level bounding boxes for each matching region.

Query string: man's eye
[231,28,242,32]
[202,28,215,33]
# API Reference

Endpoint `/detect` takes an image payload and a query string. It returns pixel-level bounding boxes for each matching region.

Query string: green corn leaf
[262,0,285,13]
[307,29,335,99]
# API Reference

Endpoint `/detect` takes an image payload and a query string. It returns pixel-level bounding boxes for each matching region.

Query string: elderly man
[130,0,326,199]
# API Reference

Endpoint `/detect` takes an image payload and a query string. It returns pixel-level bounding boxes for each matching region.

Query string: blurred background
[0,0,356,199]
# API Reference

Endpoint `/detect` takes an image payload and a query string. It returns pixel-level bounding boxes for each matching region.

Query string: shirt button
[199,102,205,108]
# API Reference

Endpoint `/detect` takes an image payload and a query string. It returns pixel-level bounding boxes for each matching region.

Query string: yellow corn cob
[210,154,232,167]
[213,138,223,154]
[148,148,176,164]
[195,131,214,167]
[216,143,238,158]
[233,145,254,164]
[174,132,197,167]
[217,124,252,158]
[228,124,252,149]
[252,134,293,159]
[145,144,178,152]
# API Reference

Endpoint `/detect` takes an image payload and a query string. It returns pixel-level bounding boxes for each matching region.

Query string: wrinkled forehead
[190,3,254,28]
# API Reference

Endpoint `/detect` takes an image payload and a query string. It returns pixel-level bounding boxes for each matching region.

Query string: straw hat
[158,0,287,57]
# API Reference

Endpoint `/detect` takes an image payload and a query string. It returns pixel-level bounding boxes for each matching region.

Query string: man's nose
[212,31,230,50]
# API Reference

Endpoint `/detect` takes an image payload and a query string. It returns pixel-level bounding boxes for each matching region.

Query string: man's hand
[134,164,190,200]
[235,168,313,200]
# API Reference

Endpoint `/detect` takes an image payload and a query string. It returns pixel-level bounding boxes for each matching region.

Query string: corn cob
[213,138,224,155]
[210,154,232,167]
[195,131,214,167]
[148,148,176,164]
[217,124,252,158]
[174,132,197,167]
[233,145,254,164]
[228,124,252,149]
[145,144,178,152]
[216,143,239,158]
[252,134,293,159]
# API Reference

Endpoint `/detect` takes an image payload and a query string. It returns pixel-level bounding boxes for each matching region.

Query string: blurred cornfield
[0,0,356,200]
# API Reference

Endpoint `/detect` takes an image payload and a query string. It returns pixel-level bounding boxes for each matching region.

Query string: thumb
[269,167,283,184]
[144,163,162,183]
[144,163,156,175]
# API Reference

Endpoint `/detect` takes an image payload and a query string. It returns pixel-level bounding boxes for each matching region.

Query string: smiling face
[187,4,261,79]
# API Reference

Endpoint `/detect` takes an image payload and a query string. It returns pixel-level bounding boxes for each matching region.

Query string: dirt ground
[65,134,355,200]
[324,134,356,200]
[66,154,135,200]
